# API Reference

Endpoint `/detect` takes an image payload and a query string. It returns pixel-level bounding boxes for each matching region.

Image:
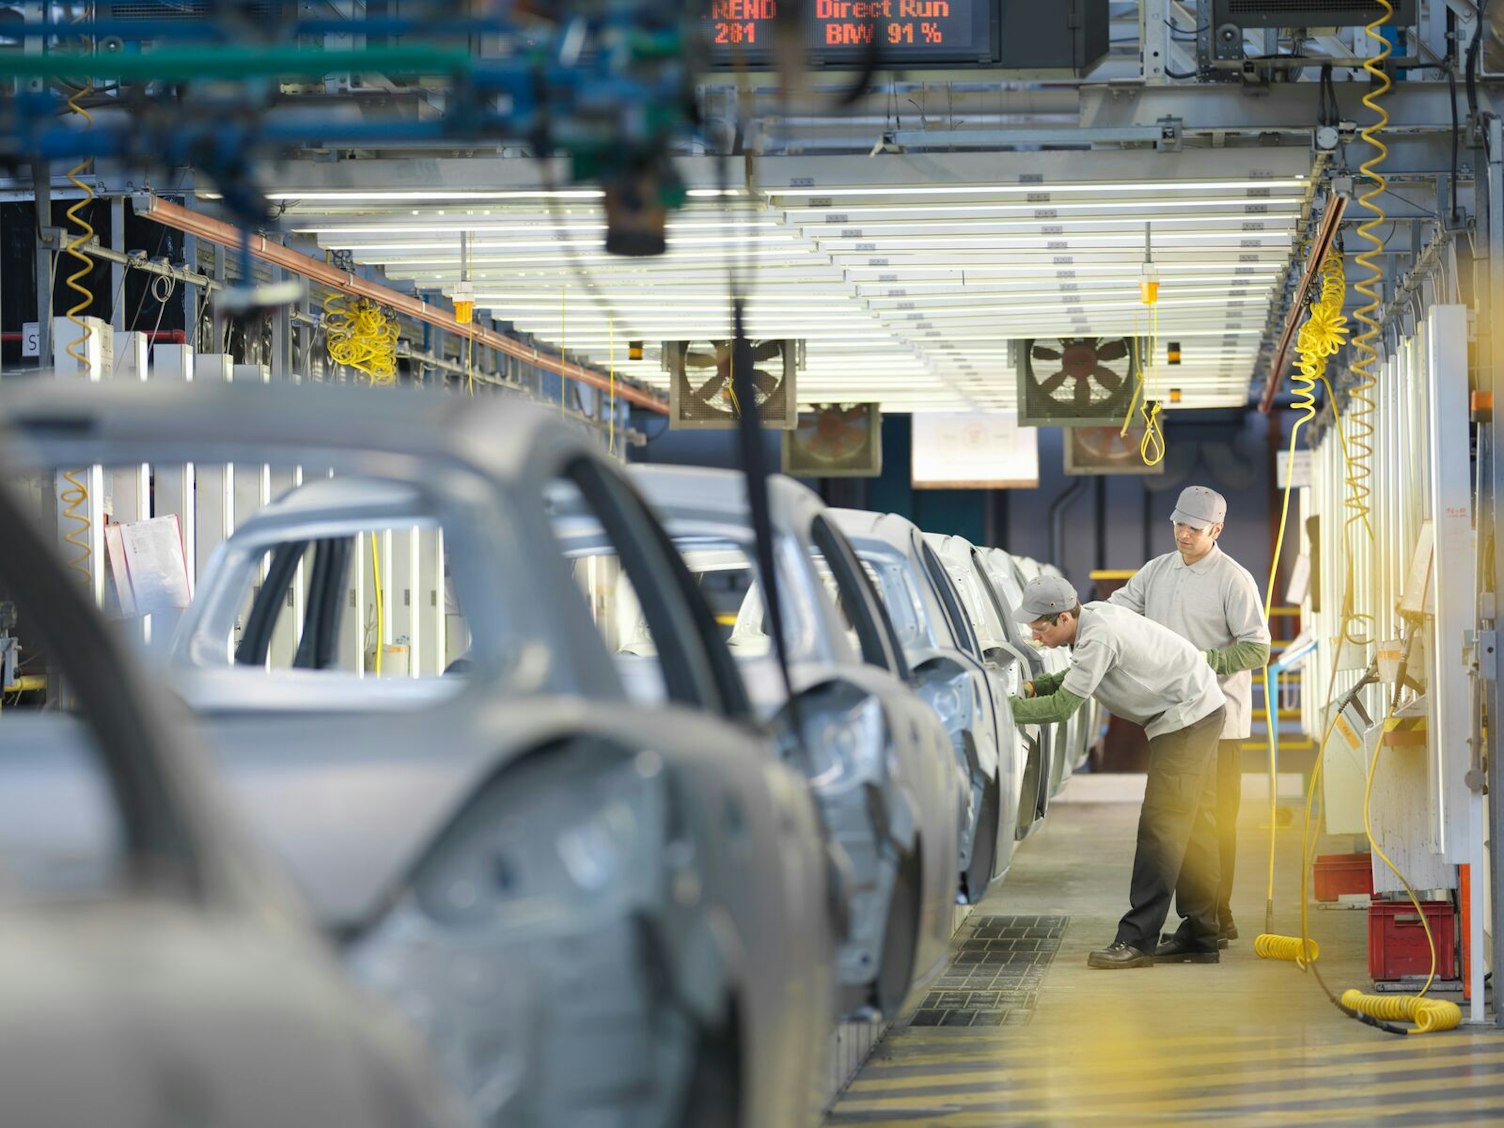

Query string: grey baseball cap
[1170,485,1227,531]
[1014,574,1080,621]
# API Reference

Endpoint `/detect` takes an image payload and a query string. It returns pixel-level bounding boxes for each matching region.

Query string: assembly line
[5,2,1504,1126]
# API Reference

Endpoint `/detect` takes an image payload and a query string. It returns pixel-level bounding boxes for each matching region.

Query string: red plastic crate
[1313,852,1373,902]
[1368,899,1457,981]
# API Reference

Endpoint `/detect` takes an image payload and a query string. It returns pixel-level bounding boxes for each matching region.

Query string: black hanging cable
[713,103,801,725]
[1448,59,1461,224]
[1466,0,1488,124]
[729,299,798,713]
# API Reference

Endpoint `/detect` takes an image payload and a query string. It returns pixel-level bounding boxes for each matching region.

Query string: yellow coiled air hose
[324,292,398,384]
[1339,990,1462,1035]
[60,82,98,586]
[1258,250,1348,941]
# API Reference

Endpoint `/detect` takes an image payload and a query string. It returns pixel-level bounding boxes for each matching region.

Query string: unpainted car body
[0,380,836,1128]
[921,532,1051,849]
[633,466,961,1019]
[0,401,465,1128]
[972,547,1070,834]
[1008,554,1090,793]
[1038,560,1102,773]
[829,510,1018,898]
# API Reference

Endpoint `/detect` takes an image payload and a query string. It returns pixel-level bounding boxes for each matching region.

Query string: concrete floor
[825,776,1504,1125]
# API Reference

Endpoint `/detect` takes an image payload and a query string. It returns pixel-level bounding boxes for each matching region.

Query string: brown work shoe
[1087,941,1154,969]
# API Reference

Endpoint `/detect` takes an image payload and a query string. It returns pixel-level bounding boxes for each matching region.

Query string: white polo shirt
[1060,602,1225,740]
[1107,544,1270,739]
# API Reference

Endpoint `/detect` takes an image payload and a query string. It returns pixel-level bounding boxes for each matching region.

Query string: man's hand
[1022,680,1036,699]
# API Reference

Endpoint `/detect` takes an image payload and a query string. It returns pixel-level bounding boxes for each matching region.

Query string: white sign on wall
[912,411,1039,489]
[1276,449,1311,488]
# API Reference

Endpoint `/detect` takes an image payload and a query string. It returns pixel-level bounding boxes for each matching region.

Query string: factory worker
[1108,485,1270,954]
[1008,574,1226,968]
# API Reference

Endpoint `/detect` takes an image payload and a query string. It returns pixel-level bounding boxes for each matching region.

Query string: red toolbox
[1368,898,1458,981]
[1313,853,1373,901]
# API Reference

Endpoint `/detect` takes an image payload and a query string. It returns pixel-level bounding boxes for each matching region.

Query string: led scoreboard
[705,0,1000,67]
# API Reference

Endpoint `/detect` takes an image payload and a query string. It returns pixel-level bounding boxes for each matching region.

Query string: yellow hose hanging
[1257,250,1348,937]
[1120,232,1166,466]
[60,83,97,586]
[369,531,384,677]
[324,292,398,384]
[1338,0,1393,652]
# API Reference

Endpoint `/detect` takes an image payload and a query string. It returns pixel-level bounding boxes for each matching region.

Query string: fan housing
[1016,336,1141,427]
[664,339,800,429]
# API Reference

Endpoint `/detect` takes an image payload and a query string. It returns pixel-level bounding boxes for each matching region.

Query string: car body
[0,403,466,1128]
[972,547,1070,833]
[0,379,836,1128]
[1038,560,1102,774]
[829,509,1022,897]
[633,466,961,1019]
[922,532,1056,845]
[1008,554,1092,792]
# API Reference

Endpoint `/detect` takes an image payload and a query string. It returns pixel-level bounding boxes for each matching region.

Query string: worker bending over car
[1107,485,1270,953]
[1009,574,1226,969]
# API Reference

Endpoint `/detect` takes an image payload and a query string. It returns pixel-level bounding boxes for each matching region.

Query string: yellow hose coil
[1339,0,1393,650]
[1255,933,1320,966]
[324,292,398,384]
[1340,990,1462,1035]
[60,83,97,585]
[1260,251,1348,933]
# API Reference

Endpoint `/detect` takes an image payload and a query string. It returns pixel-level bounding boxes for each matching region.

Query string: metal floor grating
[906,914,1068,1028]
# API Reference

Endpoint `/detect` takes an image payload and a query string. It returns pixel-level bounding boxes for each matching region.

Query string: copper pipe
[137,196,669,413]
[1258,193,1347,414]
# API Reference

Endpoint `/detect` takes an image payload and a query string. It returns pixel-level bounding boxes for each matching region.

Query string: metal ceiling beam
[1078,81,1461,136]
[135,195,669,413]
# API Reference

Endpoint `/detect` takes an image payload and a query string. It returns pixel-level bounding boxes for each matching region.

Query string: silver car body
[972,547,1070,834]
[829,510,1021,896]
[0,380,835,1128]
[1038,560,1102,774]
[921,532,1049,853]
[1008,554,1089,793]
[0,411,466,1128]
[633,466,961,1018]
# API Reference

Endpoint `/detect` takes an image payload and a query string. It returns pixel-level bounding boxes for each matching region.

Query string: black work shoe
[1220,919,1239,943]
[1154,935,1220,963]
[1087,941,1154,969]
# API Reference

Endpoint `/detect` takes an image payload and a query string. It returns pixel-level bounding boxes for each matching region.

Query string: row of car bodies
[0,379,1087,1128]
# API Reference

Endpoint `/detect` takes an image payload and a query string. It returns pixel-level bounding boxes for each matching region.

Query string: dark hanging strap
[730,298,798,713]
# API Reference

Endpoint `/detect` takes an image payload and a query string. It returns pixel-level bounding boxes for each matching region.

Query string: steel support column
[1486,109,1504,1026]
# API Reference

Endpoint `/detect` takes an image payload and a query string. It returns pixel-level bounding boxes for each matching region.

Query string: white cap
[1170,485,1227,531]
[1014,574,1080,621]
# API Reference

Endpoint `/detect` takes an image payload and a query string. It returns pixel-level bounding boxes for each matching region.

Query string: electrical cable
[1448,59,1461,225]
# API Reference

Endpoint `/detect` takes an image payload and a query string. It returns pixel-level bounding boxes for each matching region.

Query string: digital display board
[705,0,998,67]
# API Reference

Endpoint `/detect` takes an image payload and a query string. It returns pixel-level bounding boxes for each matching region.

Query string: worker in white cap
[1009,573,1226,968]
[1108,485,1270,957]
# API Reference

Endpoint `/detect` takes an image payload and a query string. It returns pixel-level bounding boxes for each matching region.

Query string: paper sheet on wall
[116,515,192,616]
[912,411,1039,488]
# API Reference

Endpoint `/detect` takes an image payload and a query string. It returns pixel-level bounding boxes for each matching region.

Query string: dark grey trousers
[1168,738,1243,936]
[1114,706,1225,951]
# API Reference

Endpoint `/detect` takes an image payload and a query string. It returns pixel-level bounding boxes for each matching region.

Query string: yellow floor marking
[833,1047,1504,1117]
